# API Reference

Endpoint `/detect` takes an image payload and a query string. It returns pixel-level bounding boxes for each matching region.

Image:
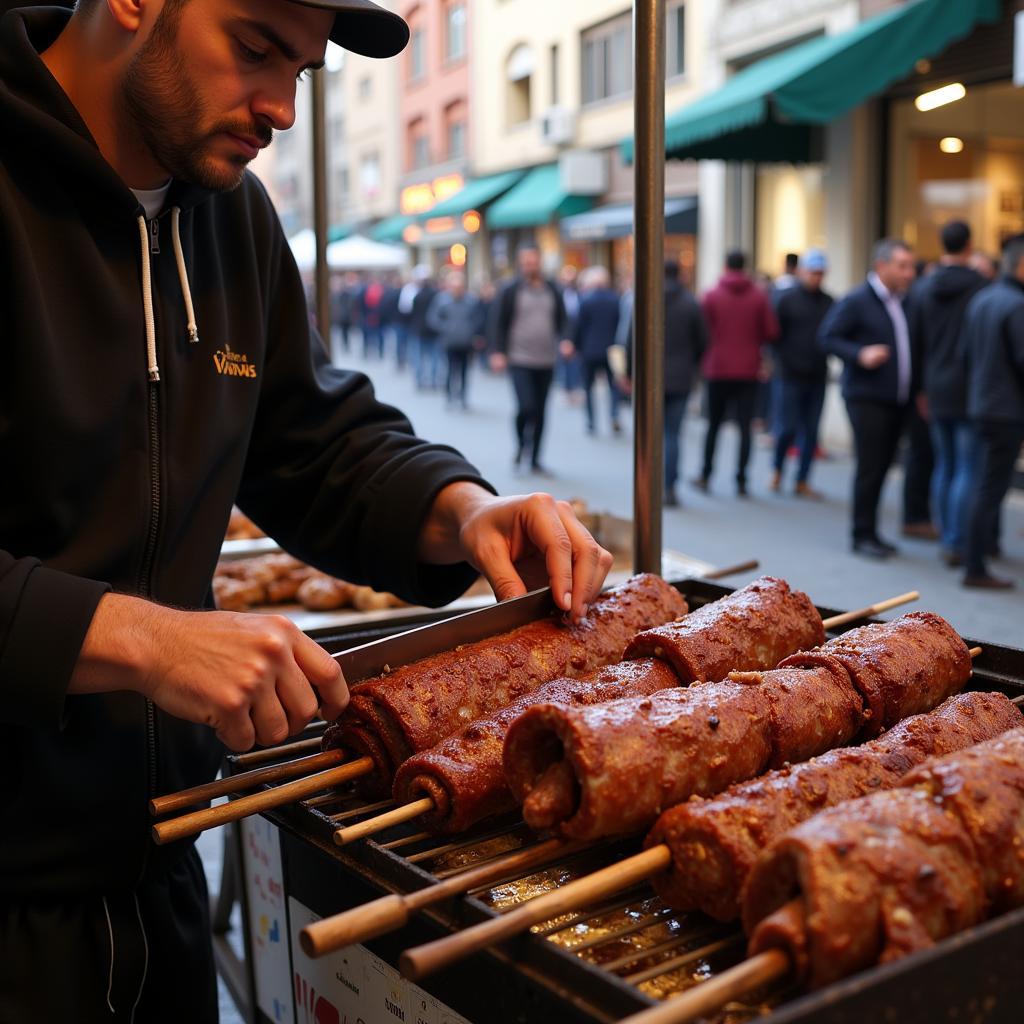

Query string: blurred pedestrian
[959,234,1024,589]
[693,250,779,496]
[773,252,799,294]
[911,220,987,566]
[359,274,385,359]
[410,266,441,390]
[658,259,707,507]
[770,249,833,499]
[969,250,998,281]
[426,271,485,409]
[329,272,358,359]
[380,271,404,367]
[492,245,570,474]
[557,264,584,404]
[574,266,622,435]
[819,238,917,559]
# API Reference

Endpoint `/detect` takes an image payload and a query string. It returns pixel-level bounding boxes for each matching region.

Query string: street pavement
[338,340,1023,646]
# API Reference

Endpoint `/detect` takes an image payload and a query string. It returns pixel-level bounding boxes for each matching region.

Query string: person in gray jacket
[959,234,1024,589]
[426,271,485,409]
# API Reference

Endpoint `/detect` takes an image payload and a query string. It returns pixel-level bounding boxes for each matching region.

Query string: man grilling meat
[0,1,613,1020]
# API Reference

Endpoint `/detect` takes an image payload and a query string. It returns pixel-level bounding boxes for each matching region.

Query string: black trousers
[902,404,934,526]
[0,847,217,1024]
[701,379,758,485]
[964,419,1024,576]
[445,347,470,405]
[510,365,554,465]
[845,399,908,543]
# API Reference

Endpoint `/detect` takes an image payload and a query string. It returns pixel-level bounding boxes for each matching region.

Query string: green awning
[328,223,354,243]
[486,164,595,229]
[370,215,415,243]
[622,0,1000,163]
[426,170,525,219]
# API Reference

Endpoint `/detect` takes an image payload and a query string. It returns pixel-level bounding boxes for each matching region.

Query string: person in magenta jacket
[693,251,779,496]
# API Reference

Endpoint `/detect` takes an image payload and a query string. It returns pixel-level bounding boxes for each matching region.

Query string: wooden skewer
[151,756,374,845]
[399,844,672,980]
[328,592,924,848]
[618,948,791,1024]
[300,836,575,956]
[701,559,759,580]
[234,734,325,767]
[150,749,348,816]
[334,797,435,845]
[820,591,918,630]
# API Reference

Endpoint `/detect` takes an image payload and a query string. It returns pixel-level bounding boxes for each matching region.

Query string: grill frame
[233,579,1024,1024]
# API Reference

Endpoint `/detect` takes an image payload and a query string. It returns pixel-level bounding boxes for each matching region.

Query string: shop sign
[400,173,464,215]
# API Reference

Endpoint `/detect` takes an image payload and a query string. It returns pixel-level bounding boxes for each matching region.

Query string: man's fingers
[524,497,574,612]
[294,636,349,722]
[276,656,322,737]
[215,715,256,753]
[475,536,529,602]
[556,501,612,618]
[249,691,291,747]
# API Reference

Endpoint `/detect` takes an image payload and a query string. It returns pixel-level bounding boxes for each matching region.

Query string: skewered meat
[297,575,356,611]
[624,576,823,684]
[743,728,1024,989]
[326,574,687,794]
[505,662,862,839]
[647,690,1020,921]
[393,658,679,834]
[779,611,970,736]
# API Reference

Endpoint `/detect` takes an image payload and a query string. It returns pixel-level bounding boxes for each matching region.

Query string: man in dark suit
[819,239,917,558]
[573,266,622,435]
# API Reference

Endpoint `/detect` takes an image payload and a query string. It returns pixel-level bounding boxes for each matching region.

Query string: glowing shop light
[915,83,966,112]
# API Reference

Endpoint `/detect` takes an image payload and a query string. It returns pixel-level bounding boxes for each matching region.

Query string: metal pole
[633,0,666,574]
[311,69,331,348]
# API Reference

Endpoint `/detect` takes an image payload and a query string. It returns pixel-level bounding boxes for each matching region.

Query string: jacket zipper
[137,215,163,884]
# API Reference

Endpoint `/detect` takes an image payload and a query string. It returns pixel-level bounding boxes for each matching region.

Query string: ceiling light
[939,137,964,154]
[915,83,966,112]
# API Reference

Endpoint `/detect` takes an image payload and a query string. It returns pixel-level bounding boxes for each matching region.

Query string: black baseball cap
[291,0,409,58]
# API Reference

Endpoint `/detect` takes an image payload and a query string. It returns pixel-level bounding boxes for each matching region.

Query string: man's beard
[122,10,272,191]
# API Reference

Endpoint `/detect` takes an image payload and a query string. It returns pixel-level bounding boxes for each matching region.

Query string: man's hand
[858,344,890,370]
[70,594,348,751]
[559,339,576,358]
[418,483,613,620]
[489,352,508,373]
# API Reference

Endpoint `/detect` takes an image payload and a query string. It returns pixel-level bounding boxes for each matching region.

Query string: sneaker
[794,481,824,501]
[530,463,555,478]
[611,421,622,435]
[852,538,892,560]
[769,471,782,494]
[737,480,749,498]
[691,476,709,494]
[902,521,940,541]
[664,489,681,508]
[942,549,964,568]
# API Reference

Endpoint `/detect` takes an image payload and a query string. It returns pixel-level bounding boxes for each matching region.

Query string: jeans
[845,399,908,543]
[930,417,977,554]
[701,379,759,485]
[582,356,621,430]
[445,348,470,405]
[664,392,689,490]
[361,324,384,359]
[414,335,441,389]
[773,377,826,482]
[964,419,1024,576]
[510,365,555,466]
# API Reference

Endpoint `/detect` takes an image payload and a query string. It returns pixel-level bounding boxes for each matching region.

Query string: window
[506,44,534,125]
[445,2,466,62]
[407,118,430,170]
[409,26,426,81]
[550,43,559,105]
[445,101,467,159]
[358,76,372,99]
[360,152,380,198]
[581,13,632,106]
[667,2,686,79]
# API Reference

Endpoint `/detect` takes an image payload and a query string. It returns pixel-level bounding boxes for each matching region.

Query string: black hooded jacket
[0,8,488,897]
[911,263,987,419]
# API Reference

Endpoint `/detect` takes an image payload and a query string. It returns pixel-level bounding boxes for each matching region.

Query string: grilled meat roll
[647,690,1019,921]
[324,573,686,794]
[779,611,970,736]
[624,576,823,684]
[505,662,862,840]
[393,658,679,834]
[744,728,1024,989]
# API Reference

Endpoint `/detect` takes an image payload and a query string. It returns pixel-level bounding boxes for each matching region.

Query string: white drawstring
[136,216,159,382]
[170,207,199,345]
[129,893,149,1024]
[102,896,117,1014]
